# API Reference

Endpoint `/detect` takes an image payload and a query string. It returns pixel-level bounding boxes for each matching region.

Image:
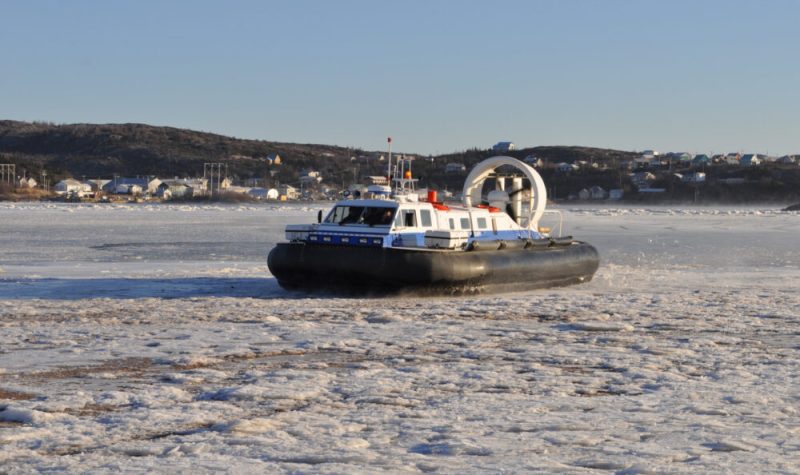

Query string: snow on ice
[0,202,798,473]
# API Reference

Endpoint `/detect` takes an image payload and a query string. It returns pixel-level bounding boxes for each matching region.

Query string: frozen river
[1,202,798,473]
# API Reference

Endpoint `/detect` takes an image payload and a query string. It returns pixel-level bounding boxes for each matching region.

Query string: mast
[386,136,392,192]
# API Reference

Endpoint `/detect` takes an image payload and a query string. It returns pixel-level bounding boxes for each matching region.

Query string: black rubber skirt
[268,241,600,295]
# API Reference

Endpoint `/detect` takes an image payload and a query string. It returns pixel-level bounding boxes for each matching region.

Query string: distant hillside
[0,120,366,185]
[0,120,639,191]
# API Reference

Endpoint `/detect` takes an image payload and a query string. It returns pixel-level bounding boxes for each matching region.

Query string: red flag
[387,137,392,143]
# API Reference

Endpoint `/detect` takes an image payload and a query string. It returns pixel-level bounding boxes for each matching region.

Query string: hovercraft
[268,154,599,294]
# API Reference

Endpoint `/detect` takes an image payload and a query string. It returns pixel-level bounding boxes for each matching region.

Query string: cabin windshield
[325,206,396,226]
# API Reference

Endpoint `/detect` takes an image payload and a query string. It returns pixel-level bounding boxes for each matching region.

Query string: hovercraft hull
[267,241,599,295]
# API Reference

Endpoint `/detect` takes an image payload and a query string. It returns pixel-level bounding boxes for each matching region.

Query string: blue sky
[2,0,798,155]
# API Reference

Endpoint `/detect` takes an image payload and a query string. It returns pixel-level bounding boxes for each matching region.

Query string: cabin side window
[477,217,487,229]
[420,210,432,227]
[362,207,395,226]
[401,210,416,227]
[326,206,394,225]
[326,206,365,224]
[460,217,470,229]
[449,218,455,230]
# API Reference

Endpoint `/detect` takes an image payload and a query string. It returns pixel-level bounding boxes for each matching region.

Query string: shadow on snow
[0,277,290,300]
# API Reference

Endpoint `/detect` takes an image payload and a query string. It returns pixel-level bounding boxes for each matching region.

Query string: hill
[0,120,639,191]
[0,120,368,186]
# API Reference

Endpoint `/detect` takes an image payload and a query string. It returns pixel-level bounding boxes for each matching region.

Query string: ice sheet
[1,202,798,473]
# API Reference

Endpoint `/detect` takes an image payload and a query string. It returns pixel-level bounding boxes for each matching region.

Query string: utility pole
[0,164,15,188]
[204,163,224,198]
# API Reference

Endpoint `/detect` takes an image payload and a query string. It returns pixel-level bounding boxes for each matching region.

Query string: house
[641,150,659,159]
[667,152,692,163]
[609,189,624,200]
[115,184,143,195]
[54,178,92,196]
[492,141,515,152]
[445,163,466,174]
[159,178,208,195]
[17,177,37,188]
[556,162,579,173]
[246,188,274,200]
[578,188,590,200]
[85,179,110,192]
[589,186,608,200]
[740,154,762,166]
[630,171,656,189]
[247,188,279,200]
[724,153,741,165]
[299,170,323,185]
[103,177,162,195]
[156,180,194,199]
[523,155,543,167]
[634,154,662,168]
[777,155,797,164]
[683,172,706,183]
[692,154,711,167]
[267,153,281,165]
[278,184,298,200]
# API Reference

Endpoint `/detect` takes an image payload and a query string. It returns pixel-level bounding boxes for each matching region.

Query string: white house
[54,179,92,196]
[740,154,762,166]
[634,155,663,168]
[156,180,193,199]
[492,141,515,152]
[114,183,143,195]
[724,153,741,165]
[248,187,279,200]
[85,179,111,192]
[17,177,37,188]
[162,178,208,195]
[104,177,162,195]
[589,186,608,200]
[573,186,606,200]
